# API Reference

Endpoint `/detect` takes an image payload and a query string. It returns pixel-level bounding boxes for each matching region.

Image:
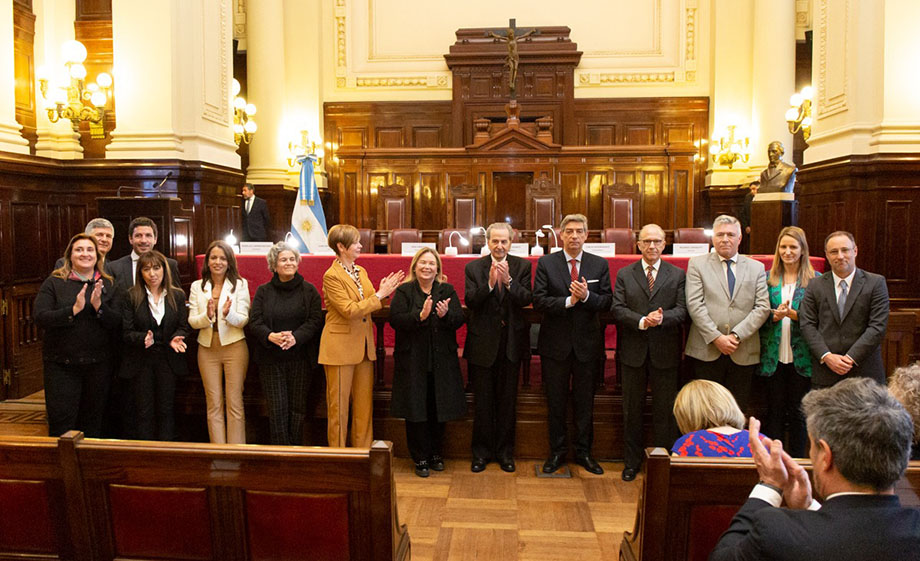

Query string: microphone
[155,171,173,197]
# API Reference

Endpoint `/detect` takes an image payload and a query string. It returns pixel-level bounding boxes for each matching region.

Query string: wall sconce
[287,130,324,169]
[232,79,257,145]
[37,40,112,139]
[710,125,750,169]
[786,86,813,141]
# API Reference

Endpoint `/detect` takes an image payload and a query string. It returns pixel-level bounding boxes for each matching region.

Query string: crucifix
[485,18,538,100]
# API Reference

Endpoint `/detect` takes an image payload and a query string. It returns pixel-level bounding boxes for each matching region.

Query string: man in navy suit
[711,377,920,560]
[534,214,612,475]
[241,183,271,242]
[108,217,180,291]
[800,231,889,387]
[611,223,687,481]
[464,222,532,473]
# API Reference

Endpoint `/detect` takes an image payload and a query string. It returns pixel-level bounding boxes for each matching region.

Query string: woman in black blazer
[389,248,466,477]
[34,233,121,437]
[122,250,189,441]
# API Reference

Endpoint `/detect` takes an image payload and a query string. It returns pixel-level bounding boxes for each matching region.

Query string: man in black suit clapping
[611,223,687,481]
[464,222,532,473]
[534,214,612,475]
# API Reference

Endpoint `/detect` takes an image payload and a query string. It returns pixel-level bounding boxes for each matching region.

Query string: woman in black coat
[389,247,466,477]
[34,233,121,437]
[249,242,324,445]
[122,250,190,441]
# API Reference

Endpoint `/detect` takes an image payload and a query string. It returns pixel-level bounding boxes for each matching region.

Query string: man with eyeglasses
[799,231,889,388]
[685,215,770,412]
[611,224,687,481]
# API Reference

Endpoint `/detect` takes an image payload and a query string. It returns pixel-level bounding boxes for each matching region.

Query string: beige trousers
[198,337,249,444]
[324,360,374,447]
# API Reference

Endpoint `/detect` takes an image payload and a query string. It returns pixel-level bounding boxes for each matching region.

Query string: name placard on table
[510,243,530,257]
[401,242,437,256]
[239,242,275,255]
[672,243,710,257]
[582,243,617,257]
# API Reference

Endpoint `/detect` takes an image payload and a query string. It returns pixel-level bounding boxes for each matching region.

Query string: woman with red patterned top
[671,380,764,457]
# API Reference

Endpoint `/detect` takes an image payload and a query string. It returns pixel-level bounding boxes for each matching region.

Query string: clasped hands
[643,307,664,327]
[268,331,297,351]
[772,300,796,322]
[569,277,589,302]
[748,416,813,509]
[489,261,511,289]
[143,331,187,353]
[419,295,450,321]
[824,353,854,376]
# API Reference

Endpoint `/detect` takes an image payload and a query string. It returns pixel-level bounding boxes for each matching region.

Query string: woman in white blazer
[188,240,251,443]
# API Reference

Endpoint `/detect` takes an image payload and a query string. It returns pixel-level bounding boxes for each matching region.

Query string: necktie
[647,265,655,292]
[246,198,252,214]
[838,279,848,318]
[570,259,578,283]
[726,260,735,296]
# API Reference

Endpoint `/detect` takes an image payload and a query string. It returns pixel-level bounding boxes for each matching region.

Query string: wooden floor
[0,393,641,561]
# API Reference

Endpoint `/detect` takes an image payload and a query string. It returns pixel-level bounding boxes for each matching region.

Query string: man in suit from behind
[464,222,532,473]
[799,231,889,387]
[685,214,770,412]
[109,216,180,291]
[241,183,271,242]
[54,218,115,274]
[711,377,920,561]
[611,223,687,481]
[534,214,612,475]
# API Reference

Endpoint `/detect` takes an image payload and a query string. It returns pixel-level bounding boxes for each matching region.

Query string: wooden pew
[0,433,409,561]
[620,447,920,561]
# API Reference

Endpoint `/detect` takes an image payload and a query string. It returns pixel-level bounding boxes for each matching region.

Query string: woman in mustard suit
[319,224,404,447]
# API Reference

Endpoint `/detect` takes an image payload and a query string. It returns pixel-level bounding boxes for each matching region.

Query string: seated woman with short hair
[889,363,920,461]
[671,380,761,457]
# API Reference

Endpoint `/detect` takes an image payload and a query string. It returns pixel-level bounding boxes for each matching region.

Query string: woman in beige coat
[319,225,403,447]
[188,240,250,443]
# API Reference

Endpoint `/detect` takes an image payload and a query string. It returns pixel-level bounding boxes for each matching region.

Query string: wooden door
[1,283,43,399]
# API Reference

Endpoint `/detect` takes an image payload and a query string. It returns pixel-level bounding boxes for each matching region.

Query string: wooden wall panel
[625,125,654,145]
[12,2,35,153]
[416,173,444,228]
[375,128,403,148]
[883,200,911,283]
[76,0,111,20]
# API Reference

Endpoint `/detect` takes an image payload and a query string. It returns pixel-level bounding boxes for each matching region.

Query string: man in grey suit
[685,215,770,411]
[799,231,889,387]
[612,223,687,481]
[54,218,115,274]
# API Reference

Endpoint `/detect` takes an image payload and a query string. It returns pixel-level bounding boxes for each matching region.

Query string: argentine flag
[289,154,328,253]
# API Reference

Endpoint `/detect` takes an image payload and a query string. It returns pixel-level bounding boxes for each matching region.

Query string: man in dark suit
[464,222,532,473]
[54,217,115,274]
[800,231,889,387]
[611,223,687,481]
[109,217,180,291]
[534,214,612,475]
[241,183,271,242]
[711,377,920,560]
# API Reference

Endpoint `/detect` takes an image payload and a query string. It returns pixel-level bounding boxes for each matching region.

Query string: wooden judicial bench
[620,448,920,561]
[0,431,410,561]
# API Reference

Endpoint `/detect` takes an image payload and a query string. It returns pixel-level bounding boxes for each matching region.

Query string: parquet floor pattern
[0,394,642,560]
[393,458,640,561]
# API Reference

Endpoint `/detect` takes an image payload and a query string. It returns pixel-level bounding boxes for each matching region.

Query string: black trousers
[621,362,679,469]
[693,355,756,413]
[405,370,444,463]
[131,351,176,441]
[43,360,111,438]
[763,363,811,458]
[542,352,597,457]
[470,332,520,461]
[259,360,311,446]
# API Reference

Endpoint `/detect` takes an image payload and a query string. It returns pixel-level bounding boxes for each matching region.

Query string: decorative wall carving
[817,0,848,118]
[201,0,230,126]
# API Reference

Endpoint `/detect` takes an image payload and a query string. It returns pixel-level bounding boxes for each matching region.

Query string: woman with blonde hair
[319,224,404,447]
[34,233,120,437]
[757,226,817,457]
[889,363,920,460]
[389,247,466,477]
[188,240,250,443]
[671,380,762,457]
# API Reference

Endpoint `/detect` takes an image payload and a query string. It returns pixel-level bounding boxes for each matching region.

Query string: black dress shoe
[499,459,516,473]
[471,458,487,473]
[430,455,445,471]
[621,467,638,482]
[576,455,604,475]
[542,454,565,474]
[415,460,430,478]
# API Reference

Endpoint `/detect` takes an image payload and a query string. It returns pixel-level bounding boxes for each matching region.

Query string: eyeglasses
[639,239,665,246]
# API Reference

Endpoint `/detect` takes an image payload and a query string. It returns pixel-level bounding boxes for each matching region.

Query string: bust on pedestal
[749,141,798,253]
